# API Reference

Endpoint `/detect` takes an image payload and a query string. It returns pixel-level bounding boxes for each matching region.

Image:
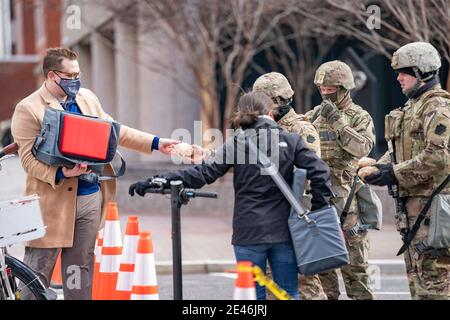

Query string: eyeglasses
[53,70,82,80]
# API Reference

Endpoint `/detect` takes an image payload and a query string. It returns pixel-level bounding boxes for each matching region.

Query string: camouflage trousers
[296,192,376,300]
[317,228,376,300]
[298,226,375,300]
[402,197,450,300]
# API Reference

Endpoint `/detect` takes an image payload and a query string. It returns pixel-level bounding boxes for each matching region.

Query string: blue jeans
[233,242,299,300]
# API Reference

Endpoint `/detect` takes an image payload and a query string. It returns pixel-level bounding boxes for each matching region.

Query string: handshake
[165,142,210,163]
[357,157,398,187]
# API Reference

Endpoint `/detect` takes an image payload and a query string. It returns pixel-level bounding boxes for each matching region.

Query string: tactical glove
[364,164,398,186]
[320,100,342,123]
[129,176,170,197]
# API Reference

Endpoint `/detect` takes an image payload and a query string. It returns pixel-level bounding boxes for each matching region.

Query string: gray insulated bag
[289,169,349,276]
[32,108,125,182]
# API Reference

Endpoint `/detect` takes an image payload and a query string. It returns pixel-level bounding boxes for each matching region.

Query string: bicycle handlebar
[182,189,218,199]
[144,188,172,195]
[0,142,18,159]
[144,187,218,199]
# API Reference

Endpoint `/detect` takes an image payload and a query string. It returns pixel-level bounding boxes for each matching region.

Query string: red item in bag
[59,114,111,161]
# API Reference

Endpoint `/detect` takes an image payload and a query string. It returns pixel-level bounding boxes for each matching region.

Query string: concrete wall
[61,0,201,166]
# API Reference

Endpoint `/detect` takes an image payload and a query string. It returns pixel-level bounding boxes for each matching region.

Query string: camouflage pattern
[314,60,355,90]
[377,84,450,299]
[319,230,375,300]
[378,85,450,197]
[403,197,450,299]
[253,72,321,155]
[298,275,327,300]
[278,109,321,156]
[391,42,441,74]
[301,61,376,300]
[305,94,376,197]
[253,72,295,100]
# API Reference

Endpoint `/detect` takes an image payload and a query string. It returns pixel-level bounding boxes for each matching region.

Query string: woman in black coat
[129,92,333,300]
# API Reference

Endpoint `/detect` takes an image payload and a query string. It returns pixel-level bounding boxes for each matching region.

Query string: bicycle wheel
[2,254,57,300]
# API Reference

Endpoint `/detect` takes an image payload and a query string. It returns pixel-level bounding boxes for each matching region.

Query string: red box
[59,114,111,161]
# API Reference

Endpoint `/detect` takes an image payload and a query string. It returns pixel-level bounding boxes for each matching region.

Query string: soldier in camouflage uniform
[253,72,327,300]
[253,72,321,156]
[304,60,376,300]
[363,42,450,300]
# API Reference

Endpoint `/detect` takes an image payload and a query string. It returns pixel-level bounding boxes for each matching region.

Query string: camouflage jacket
[277,109,321,156]
[378,84,450,197]
[305,94,375,197]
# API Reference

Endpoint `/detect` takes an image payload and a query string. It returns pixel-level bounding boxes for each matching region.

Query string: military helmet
[253,72,294,100]
[314,60,355,90]
[391,42,441,74]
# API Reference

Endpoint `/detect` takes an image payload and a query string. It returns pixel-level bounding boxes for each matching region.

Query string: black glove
[320,100,341,123]
[364,164,398,186]
[129,176,170,197]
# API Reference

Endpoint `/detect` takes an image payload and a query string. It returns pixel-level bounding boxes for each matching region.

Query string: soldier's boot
[341,230,376,300]
[298,274,327,300]
[318,269,341,300]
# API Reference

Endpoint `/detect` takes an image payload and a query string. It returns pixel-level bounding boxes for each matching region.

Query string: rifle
[386,140,414,272]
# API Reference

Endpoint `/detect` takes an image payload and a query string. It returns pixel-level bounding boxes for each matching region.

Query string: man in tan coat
[11,48,179,300]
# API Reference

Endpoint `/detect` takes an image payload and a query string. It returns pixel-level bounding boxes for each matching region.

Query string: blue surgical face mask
[54,74,81,98]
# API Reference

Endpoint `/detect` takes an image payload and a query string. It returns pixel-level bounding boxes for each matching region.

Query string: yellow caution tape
[238,265,294,300]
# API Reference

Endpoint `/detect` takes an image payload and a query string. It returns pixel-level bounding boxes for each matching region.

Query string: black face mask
[321,91,338,103]
[273,97,293,122]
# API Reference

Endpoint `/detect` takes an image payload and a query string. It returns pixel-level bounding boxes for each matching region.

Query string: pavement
[1,156,411,299]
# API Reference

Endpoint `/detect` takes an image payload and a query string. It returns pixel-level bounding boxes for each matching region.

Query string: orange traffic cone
[50,251,63,289]
[233,261,256,300]
[97,203,122,300]
[131,232,159,300]
[116,216,140,300]
[92,228,104,300]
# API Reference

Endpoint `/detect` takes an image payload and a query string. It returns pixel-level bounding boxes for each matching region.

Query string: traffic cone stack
[97,203,123,300]
[233,261,257,300]
[116,216,140,300]
[131,232,159,300]
[92,228,104,300]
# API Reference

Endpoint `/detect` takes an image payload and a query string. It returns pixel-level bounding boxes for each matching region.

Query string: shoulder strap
[340,175,359,226]
[397,174,450,255]
[310,106,321,124]
[79,151,126,183]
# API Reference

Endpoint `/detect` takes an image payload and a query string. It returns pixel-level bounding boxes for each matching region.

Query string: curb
[155,259,407,276]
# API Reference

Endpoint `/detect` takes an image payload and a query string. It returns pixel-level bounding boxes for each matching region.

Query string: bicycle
[0,142,57,300]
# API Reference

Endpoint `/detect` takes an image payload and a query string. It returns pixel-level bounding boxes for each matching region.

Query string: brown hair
[42,48,78,78]
[232,92,276,129]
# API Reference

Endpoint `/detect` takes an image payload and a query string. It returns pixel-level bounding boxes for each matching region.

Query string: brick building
[0,0,62,145]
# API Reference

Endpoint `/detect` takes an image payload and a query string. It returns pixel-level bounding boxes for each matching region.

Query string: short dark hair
[42,47,78,78]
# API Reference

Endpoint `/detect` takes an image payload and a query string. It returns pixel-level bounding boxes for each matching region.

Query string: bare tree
[253,7,336,113]
[294,0,450,89]
[98,0,298,137]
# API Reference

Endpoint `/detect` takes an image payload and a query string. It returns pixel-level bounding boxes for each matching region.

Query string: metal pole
[170,180,183,300]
